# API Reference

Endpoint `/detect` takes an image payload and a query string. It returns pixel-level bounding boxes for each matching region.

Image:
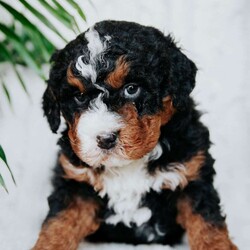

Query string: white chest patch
[98,158,153,227]
[97,146,187,227]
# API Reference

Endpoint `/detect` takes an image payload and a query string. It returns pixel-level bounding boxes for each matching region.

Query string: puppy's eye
[124,84,141,98]
[74,93,86,104]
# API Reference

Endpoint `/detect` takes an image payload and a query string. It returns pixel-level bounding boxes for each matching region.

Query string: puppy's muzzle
[96,132,118,150]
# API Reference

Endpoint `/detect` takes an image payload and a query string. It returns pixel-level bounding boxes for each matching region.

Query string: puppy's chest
[97,160,156,227]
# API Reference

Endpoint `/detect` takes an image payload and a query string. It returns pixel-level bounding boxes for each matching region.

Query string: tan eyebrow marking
[105,56,130,89]
[67,64,85,92]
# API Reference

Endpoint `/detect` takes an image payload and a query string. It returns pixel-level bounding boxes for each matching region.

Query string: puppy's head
[43,21,197,168]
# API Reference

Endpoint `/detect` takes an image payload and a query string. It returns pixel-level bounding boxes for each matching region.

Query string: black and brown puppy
[33,20,237,250]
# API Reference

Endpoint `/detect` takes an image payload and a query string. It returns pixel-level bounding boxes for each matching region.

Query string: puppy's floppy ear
[168,44,197,110]
[42,85,61,133]
[42,49,63,133]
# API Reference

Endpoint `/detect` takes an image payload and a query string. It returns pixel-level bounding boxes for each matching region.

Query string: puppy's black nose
[96,133,117,150]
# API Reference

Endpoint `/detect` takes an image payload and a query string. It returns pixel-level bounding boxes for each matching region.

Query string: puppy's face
[43,21,196,168]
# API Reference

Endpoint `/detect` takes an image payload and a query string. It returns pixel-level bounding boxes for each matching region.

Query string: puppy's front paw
[152,163,187,191]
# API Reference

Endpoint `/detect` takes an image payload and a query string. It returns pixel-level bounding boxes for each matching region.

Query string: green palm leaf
[0,145,16,186]
[0,1,54,62]
[19,0,68,43]
[66,0,86,22]
[0,0,87,189]
[0,174,8,193]
[0,23,44,78]
[51,0,80,33]
[38,0,74,31]
[1,81,11,105]
[0,43,28,94]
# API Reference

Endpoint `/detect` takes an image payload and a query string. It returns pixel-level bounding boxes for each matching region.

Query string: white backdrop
[0,0,249,249]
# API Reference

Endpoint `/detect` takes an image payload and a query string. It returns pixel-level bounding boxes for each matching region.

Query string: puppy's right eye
[123,84,141,99]
[74,93,86,105]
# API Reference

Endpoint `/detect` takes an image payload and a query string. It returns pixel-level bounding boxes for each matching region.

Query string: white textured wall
[0,1,249,249]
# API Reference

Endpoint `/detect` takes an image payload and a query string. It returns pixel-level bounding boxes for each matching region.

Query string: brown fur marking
[184,151,206,181]
[177,199,238,250]
[117,97,175,159]
[68,114,82,158]
[33,198,100,250]
[160,96,175,125]
[105,56,130,89]
[59,154,93,182]
[59,154,103,191]
[118,104,162,159]
[67,65,85,92]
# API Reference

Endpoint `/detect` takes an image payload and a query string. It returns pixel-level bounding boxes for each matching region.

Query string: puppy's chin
[77,146,133,169]
[101,155,135,169]
[78,143,162,169]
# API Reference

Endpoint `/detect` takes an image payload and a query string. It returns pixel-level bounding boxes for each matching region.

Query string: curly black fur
[42,20,226,246]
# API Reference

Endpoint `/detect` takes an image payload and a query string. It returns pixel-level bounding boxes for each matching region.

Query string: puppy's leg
[33,198,100,250]
[177,190,237,250]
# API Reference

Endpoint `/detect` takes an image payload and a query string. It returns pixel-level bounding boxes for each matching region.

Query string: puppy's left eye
[124,84,141,98]
[74,93,86,105]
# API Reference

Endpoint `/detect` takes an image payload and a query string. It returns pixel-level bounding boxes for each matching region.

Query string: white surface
[0,0,250,249]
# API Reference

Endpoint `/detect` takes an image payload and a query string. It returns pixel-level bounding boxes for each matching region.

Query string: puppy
[33,20,237,250]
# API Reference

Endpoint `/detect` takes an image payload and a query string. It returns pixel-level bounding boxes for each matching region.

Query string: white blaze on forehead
[76,27,111,85]
[76,59,97,84]
[85,27,108,59]
[76,94,123,167]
